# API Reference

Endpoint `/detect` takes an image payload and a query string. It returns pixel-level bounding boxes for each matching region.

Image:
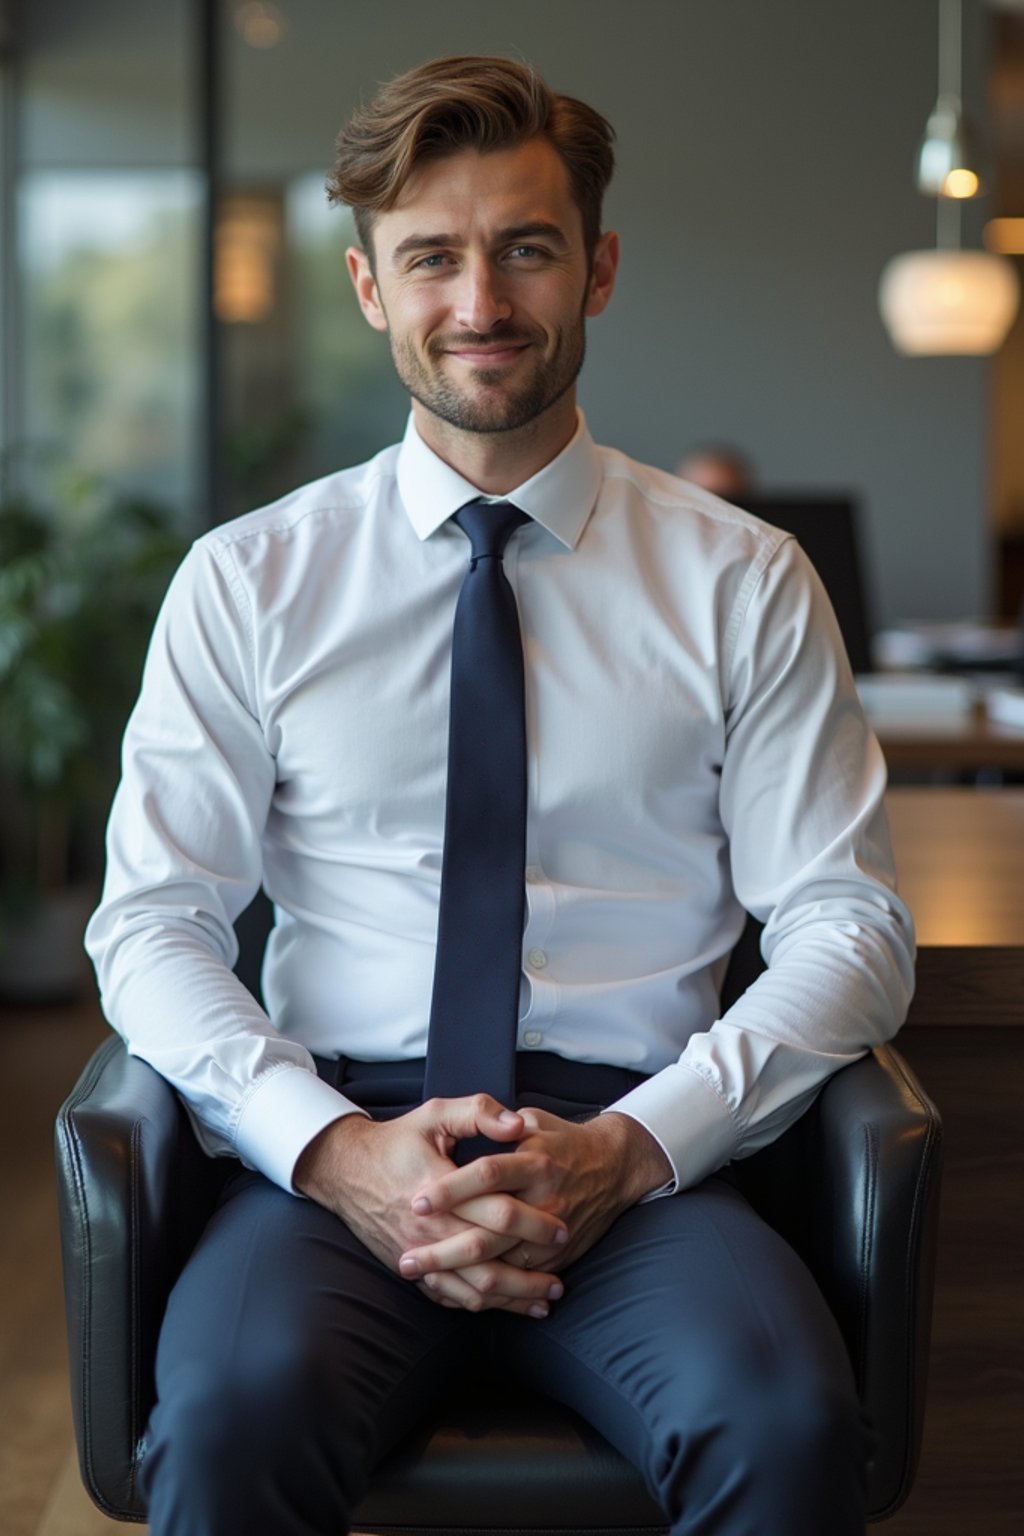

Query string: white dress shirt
[86,413,915,1197]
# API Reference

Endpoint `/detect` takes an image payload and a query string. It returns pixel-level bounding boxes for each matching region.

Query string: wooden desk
[886,787,1024,1025]
[877,702,1024,775]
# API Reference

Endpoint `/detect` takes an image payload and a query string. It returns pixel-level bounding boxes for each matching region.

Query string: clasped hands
[293,1093,671,1318]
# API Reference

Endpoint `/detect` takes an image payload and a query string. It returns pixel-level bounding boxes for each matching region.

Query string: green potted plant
[0,479,188,1000]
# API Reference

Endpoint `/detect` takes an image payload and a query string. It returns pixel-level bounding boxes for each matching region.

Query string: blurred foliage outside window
[0,480,189,902]
[16,170,404,526]
[0,1,403,963]
[17,171,203,521]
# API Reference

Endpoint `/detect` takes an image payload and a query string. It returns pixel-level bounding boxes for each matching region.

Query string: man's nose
[452,260,512,332]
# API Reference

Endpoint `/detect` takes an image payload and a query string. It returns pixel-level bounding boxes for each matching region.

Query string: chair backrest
[738,494,874,674]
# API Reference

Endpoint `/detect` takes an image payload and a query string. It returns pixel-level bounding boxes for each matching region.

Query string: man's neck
[410,396,579,496]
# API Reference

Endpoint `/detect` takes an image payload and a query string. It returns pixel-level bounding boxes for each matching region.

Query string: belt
[312,1051,650,1121]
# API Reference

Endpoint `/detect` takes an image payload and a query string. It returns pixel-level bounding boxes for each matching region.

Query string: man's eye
[509,246,543,260]
[414,253,450,270]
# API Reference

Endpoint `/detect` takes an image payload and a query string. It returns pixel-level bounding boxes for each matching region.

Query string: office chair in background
[739,495,875,676]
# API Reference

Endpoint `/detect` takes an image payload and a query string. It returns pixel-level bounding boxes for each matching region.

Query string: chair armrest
[55,1035,224,1521]
[736,1043,943,1520]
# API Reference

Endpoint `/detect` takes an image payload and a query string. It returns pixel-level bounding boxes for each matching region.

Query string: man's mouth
[445,342,531,365]
[432,333,536,367]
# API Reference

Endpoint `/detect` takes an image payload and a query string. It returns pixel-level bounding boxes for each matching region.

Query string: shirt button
[523,1030,543,1048]
[525,866,541,884]
[527,948,548,970]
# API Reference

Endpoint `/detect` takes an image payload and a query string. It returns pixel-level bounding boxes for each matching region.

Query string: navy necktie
[423,500,529,1140]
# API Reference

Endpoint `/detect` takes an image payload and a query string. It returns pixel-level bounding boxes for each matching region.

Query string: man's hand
[398,1109,673,1282]
[293,1097,568,1316]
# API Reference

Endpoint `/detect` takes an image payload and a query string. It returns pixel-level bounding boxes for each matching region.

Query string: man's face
[347,138,617,441]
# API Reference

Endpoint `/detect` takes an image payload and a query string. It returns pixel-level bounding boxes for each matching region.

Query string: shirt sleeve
[608,533,916,1193]
[85,541,365,1194]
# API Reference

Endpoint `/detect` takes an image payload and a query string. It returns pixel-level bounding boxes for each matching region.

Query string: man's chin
[409,368,581,438]
[411,389,545,437]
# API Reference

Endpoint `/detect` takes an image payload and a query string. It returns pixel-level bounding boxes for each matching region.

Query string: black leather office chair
[56,925,941,1532]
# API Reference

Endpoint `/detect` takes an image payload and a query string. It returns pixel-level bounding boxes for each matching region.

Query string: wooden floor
[0,996,1020,1534]
[0,997,119,1536]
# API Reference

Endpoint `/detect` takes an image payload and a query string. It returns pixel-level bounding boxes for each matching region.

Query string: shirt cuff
[605,1061,741,1196]
[234,1065,369,1194]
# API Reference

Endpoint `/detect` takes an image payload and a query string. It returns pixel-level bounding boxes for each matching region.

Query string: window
[18,171,203,512]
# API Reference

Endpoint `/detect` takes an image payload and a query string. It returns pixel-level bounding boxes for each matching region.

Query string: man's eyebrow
[497,221,572,248]
[390,221,572,265]
[391,233,461,263]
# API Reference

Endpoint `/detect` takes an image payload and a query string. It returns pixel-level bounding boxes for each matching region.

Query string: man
[87,54,915,1536]
[675,443,755,501]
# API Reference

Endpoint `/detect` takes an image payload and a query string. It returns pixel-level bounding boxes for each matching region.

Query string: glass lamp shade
[916,94,980,198]
[878,249,1020,355]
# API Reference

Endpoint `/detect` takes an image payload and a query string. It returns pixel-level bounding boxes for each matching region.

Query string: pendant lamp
[879,0,1019,356]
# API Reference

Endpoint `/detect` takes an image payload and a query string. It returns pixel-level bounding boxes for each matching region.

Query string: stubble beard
[389,312,587,436]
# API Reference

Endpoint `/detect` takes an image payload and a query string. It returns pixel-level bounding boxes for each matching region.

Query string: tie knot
[453,500,528,563]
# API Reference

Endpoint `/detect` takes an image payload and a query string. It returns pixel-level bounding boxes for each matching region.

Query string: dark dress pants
[140,1065,869,1536]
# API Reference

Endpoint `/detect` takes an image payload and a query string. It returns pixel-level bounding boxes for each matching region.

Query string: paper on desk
[874,622,1022,671]
[854,672,976,721]
[984,685,1024,730]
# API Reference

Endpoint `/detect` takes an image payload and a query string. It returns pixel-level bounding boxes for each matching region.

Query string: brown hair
[327,55,615,262]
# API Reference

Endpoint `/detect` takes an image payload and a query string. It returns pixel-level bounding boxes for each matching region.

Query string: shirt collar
[395,410,603,550]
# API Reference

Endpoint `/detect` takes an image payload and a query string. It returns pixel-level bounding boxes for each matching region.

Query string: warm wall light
[985,218,1024,255]
[879,249,1020,355]
[234,2,285,50]
[215,196,281,324]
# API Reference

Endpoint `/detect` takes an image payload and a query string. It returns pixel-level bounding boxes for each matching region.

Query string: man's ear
[584,230,620,319]
[346,246,389,333]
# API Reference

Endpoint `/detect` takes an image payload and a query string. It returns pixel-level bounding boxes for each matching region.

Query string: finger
[421,1094,524,1145]
[400,1212,565,1279]
[504,1239,566,1274]
[451,1193,568,1249]
[415,1265,561,1317]
[400,1212,565,1277]
[412,1149,550,1216]
[403,1240,563,1299]
[416,1269,492,1310]
[399,1225,520,1277]
[457,1259,565,1308]
[517,1107,550,1133]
